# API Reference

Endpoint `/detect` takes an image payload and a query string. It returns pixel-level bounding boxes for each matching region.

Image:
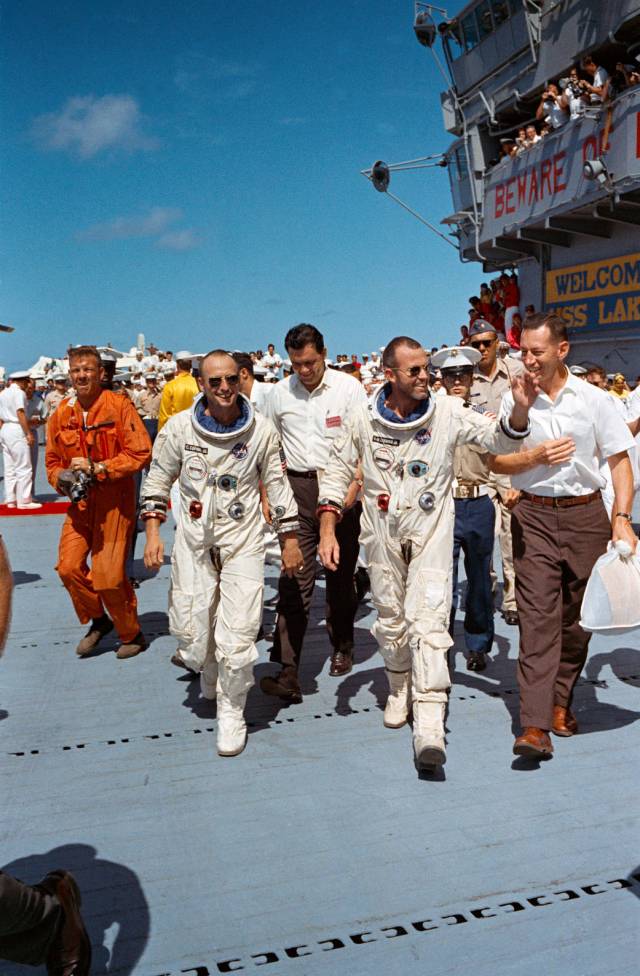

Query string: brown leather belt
[287,469,317,479]
[520,490,601,509]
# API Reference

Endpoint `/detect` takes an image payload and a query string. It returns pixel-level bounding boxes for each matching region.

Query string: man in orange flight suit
[46,345,152,659]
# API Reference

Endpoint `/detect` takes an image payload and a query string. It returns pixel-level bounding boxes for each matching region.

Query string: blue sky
[2,0,478,370]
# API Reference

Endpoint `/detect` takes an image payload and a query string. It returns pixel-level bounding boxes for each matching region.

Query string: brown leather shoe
[45,871,92,976]
[329,644,353,677]
[552,705,578,737]
[171,653,197,675]
[116,631,147,659]
[76,614,113,657]
[513,726,553,758]
[260,668,302,703]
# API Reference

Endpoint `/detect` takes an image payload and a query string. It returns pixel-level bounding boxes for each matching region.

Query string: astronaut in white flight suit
[142,350,302,758]
[318,339,535,770]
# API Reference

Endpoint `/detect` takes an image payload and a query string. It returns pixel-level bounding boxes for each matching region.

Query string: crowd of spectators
[497,51,640,162]
[455,271,524,350]
[2,295,638,454]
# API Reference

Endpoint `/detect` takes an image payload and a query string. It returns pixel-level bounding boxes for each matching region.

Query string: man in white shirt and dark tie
[495,313,637,759]
[261,324,367,702]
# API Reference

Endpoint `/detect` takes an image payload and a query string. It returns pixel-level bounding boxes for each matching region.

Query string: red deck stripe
[0,501,70,516]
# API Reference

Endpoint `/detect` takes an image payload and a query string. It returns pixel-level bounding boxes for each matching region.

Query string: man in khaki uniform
[434,347,497,673]
[43,374,68,418]
[468,320,523,625]
[136,372,161,439]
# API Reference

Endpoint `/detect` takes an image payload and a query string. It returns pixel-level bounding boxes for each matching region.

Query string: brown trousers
[271,473,361,671]
[511,495,610,730]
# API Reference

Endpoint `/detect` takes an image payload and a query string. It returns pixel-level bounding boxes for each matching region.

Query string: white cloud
[155,229,201,251]
[31,94,159,159]
[77,207,182,242]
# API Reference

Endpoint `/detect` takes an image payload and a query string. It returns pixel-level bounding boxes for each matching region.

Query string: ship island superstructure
[418,0,640,373]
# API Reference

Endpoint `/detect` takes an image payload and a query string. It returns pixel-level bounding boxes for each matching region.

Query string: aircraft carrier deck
[1,452,639,976]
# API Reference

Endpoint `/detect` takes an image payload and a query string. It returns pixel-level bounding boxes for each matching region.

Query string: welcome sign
[545,252,640,332]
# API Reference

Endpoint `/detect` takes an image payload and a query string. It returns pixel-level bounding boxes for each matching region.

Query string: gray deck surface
[1,452,639,975]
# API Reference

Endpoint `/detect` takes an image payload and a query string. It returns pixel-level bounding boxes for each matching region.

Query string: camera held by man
[57,467,93,504]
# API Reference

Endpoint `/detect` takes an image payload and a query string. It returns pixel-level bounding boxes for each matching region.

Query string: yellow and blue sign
[546,252,640,331]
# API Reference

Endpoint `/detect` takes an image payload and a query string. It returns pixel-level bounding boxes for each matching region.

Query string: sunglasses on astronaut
[389,363,430,378]
[207,374,240,389]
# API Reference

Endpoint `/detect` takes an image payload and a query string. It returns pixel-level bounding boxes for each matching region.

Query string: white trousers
[0,425,32,504]
[30,440,39,497]
[169,534,264,679]
[365,517,453,705]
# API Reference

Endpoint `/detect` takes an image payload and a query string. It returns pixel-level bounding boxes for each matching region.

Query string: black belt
[288,469,317,479]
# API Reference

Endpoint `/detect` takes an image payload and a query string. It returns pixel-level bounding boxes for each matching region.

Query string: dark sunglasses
[470,339,495,349]
[442,370,473,382]
[208,373,240,389]
[390,364,430,378]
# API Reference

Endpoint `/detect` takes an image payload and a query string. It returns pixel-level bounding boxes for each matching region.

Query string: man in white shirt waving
[262,323,367,702]
[495,313,637,760]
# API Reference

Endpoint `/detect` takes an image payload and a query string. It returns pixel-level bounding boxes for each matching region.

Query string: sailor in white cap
[0,371,42,508]
[99,350,119,391]
[317,336,536,770]
[435,346,498,672]
[136,372,161,435]
[369,352,383,379]
[569,364,588,378]
[43,373,68,418]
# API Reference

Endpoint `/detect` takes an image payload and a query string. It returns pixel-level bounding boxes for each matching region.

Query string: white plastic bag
[580,541,640,633]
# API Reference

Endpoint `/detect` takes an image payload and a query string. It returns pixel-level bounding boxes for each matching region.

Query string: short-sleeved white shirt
[260,352,283,374]
[0,383,27,423]
[501,370,635,495]
[544,97,568,128]
[590,66,609,103]
[265,368,367,472]
[625,386,640,422]
[249,380,273,415]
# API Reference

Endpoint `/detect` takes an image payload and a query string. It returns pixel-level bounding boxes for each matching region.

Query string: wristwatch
[615,512,633,522]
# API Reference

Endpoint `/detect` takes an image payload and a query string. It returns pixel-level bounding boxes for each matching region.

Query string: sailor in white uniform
[0,371,42,509]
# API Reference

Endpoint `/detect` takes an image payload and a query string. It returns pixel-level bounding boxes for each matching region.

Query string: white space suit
[140,394,298,755]
[318,389,528,768]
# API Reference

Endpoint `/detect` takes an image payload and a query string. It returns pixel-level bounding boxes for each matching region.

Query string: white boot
[200,659,219,700]
[413,701,446,768]
[216,693,247,756]
[383,669,412,729]
[216,662,252,757]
